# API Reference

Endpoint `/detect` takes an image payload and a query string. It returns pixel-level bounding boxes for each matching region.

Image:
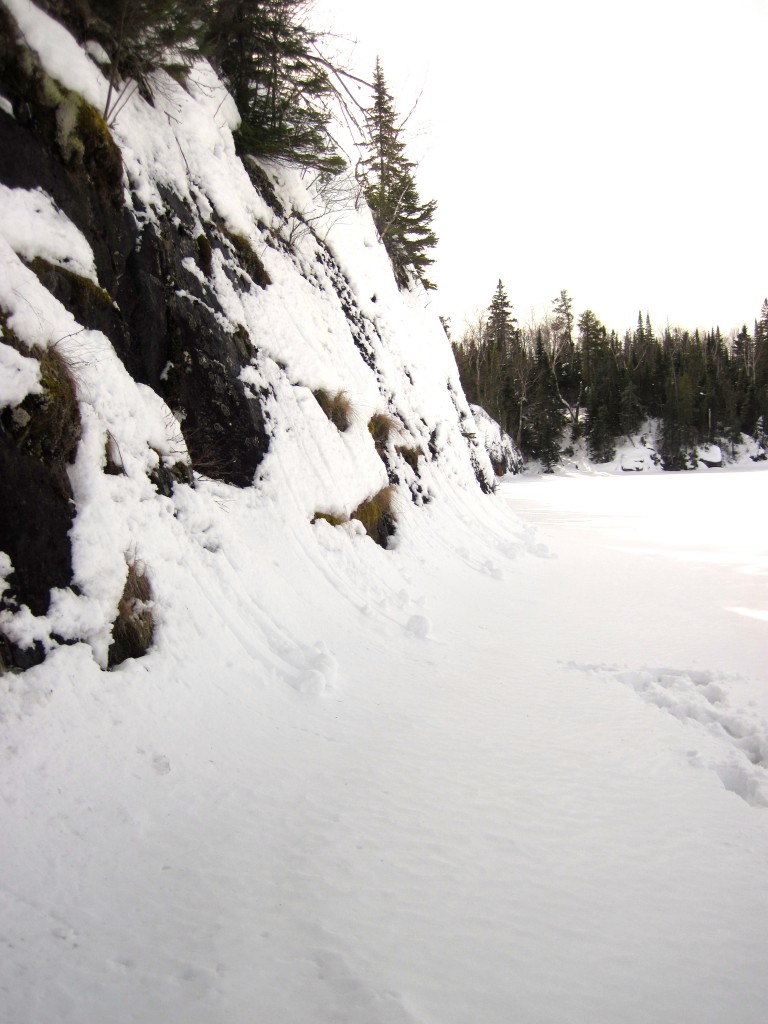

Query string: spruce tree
[546,288,581,437]
[486,280,518,352]
[205,0,344,172]
[752,299,768,439]
[360,59,438,289]
[529,333,564,470]
[579,310,618,462]
[82,0,206,121]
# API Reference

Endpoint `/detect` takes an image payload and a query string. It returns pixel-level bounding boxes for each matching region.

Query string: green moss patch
[311,511,346,527]
[1,318,81,500]
[27,257,113,311]
[220,227,271,288]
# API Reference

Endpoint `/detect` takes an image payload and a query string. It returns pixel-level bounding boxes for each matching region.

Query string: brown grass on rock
[350,486,397,548]
[314,389,352,432]
[108,557,154,668]
[368,412,398,455]
[396,444,423,473]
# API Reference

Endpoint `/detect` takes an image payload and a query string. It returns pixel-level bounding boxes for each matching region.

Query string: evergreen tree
[83,0,206,121]
[579,309,618,462]
[752,299,768,439]
[551,288,574,347]
[486,280,518,352]
[529,333,564,470]
[359,59,438,289]
[205,0,344,172]
[546,288,581,436]
[454,286,768,472]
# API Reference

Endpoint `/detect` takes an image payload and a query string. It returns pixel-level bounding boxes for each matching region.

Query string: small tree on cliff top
[359,58,437,289]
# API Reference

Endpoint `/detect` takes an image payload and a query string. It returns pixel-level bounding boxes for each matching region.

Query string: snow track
[572,664,768,806]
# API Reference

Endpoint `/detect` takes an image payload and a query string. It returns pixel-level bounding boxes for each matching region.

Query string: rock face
[0,10,270,487]
[0,1,497,672]
[0,6,272,656]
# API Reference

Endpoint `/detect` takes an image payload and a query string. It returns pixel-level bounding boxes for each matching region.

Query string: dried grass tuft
[368,412,398,454]
[350,486,397,547]
[314,389,352,431]
[108,557,154,667]
[396,444,423,473]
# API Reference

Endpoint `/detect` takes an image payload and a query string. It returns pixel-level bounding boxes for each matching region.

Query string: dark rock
[0,11,274,662]
[0,433,74,616]
[150,458,194,498]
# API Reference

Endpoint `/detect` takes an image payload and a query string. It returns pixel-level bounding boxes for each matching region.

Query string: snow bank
[541,421,767,476]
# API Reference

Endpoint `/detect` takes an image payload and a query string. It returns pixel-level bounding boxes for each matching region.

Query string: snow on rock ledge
[0,0,510,673]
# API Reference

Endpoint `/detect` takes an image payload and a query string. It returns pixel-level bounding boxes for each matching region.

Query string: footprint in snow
[404,614,430,639]
[572,663,768,807]
[310,949,422,1023]
[292,641,338,695]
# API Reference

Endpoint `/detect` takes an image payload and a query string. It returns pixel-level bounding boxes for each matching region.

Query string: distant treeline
[452,282,768,470]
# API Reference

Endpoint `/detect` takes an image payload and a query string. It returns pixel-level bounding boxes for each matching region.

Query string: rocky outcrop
[0,1,498,675]
[0,6,273,652]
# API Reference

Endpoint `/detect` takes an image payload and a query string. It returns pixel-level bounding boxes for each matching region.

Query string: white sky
[312,0,767,338]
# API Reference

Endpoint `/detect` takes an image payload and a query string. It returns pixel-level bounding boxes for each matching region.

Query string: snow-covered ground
[2,4,767,1021]
[3,467,766,1024]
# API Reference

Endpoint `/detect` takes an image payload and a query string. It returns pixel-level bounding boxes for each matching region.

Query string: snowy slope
[1,5,767,1024]
[0,0,501,671]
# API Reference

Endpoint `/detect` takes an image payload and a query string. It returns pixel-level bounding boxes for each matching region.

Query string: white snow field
[2,468,767,1024]
[1,3,767,1022]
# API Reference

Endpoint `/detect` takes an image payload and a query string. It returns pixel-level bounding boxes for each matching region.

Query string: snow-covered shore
[1,3,767,1021]
[3,469,767,1024]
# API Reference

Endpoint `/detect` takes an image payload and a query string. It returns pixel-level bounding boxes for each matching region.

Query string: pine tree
[529,332,564,470]
[85,0,206,121]
[205,0,344,172]
[359,59,437,289]
[579,310,618,461]
[486,280,518,352]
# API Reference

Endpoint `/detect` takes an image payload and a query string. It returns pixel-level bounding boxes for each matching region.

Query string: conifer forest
[452,282,768,470]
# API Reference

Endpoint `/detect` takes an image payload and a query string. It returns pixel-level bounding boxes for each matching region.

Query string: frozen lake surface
[502,466,768,691]
[3,467,767,1024]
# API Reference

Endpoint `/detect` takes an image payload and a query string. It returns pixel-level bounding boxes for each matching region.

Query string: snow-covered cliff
[0,0,515,676]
